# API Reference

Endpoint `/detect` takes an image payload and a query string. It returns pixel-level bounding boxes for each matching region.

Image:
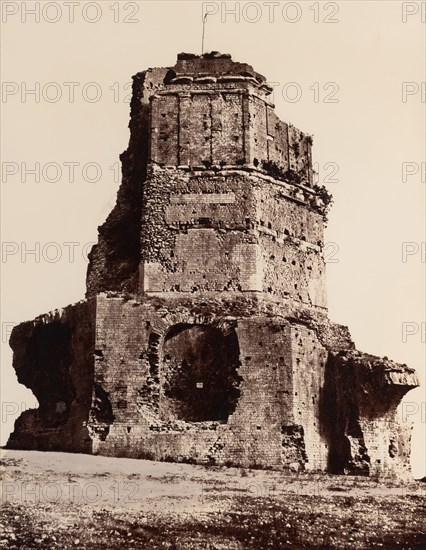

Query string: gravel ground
[0,449,425,549]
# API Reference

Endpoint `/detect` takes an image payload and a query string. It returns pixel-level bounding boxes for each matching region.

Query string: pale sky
[1,1,425,476]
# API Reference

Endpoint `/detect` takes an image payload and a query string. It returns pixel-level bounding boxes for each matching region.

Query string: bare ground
[0,449,425,549]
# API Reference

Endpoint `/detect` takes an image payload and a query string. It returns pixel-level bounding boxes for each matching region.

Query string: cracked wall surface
[7,52,420,479]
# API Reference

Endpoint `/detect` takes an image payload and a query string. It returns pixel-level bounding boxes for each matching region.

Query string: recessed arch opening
[160,323,241,422]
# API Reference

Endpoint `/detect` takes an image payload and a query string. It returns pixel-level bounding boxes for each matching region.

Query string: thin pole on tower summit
[201,13,209,54]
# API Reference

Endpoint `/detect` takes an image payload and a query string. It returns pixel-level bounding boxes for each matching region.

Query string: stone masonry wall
[140,167,260,294]
[139,166,326,308]
[290,323,329,470]
[91,295,322,470]
[151,85,312,185]
[7,292,419,477]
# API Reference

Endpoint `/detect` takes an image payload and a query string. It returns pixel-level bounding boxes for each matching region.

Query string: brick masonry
[7,52,419,479]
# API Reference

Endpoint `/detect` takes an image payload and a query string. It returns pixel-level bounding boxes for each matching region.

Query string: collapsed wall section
[86,68,168,298]
[322,351,420,479]
[7,299,97,453]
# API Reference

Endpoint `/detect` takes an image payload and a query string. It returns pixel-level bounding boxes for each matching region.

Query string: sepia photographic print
[1,1,425,548]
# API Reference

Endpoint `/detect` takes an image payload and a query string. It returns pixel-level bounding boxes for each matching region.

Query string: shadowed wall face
[21,321,74,428]
[161,324,241,422]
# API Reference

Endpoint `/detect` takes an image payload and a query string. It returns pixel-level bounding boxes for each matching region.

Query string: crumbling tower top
[172,51,269,89]
[149,52,313,186]
[87,52,327,304]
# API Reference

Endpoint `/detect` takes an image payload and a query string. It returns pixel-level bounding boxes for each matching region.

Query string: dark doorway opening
[161,324,241,422]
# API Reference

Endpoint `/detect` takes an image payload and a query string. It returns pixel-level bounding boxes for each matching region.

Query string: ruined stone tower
[8,53,419,478]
